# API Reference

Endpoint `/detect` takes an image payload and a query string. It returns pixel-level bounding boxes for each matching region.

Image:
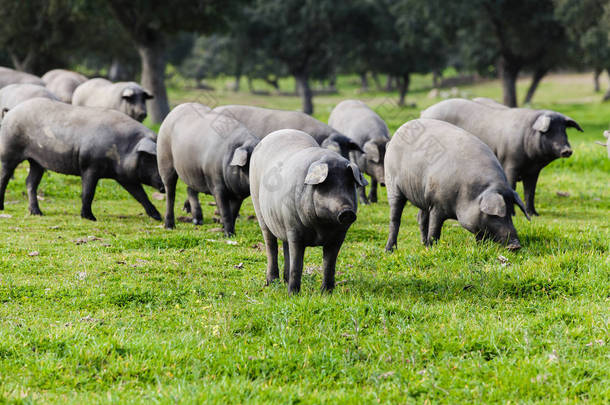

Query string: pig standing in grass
[250,129,366,293]
[0,84,59,117]
[0,67,44,88]
[72,78,153,122]
[157,103,259,236]
[0,98,164,221]
[421,98,583,216]
[213,105,362,159]
[42,69,88,103]
[328,100,389,204]
[472,97,508,109]
[384,119,529,251]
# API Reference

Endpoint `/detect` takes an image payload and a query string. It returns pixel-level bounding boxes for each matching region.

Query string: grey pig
[0,84,59,117]
[421,98,583,216]
[42,69,88,103]
[472,97,508,109]
[384,119,529,251]
[213,105,362,159]
[72,78,153,122]
[0,67,44,88]
[250,129,366,293]
[328,100,389,204]
[157,103,259,236]
[0,98,164,220]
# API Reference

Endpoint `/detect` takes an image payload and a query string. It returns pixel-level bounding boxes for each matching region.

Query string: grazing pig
[472,97,508,109]
[72,78,153,122]
[0,67,44,88]
[384,119,529,251]
[157,103,259,236]
[0,98,164,221]
[328,100,389,204]
[597,131,610,158]
[42,69,87,103]
[421,98,583,216]
[0,84,59,117]
[213,105,362,160]
[250,129,366,293]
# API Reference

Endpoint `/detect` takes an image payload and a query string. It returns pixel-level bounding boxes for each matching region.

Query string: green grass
[0,72,608,403]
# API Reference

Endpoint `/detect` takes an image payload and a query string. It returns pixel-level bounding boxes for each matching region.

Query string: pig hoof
[192,218,203,226]
[164,222,175,230]
[506,241,522,251]
[148,211,162,221]
[183,201,191,213]
[81,213,97,221]
[527,210,539,217]
[29,209,43,216]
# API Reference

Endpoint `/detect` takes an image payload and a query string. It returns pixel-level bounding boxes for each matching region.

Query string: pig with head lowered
[0,67,44,88]
[0,98,164,221]
[213,105,362,160]
[421,98,583,216]
[42,69,88,103]
[384,119,530,251]
[0,84,59,118]
[157,103,259,236]
[250,129,366,293]
[72,78,153,122]
[328,100,389,204]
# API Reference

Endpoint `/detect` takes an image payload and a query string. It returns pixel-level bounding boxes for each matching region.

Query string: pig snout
[560,147,573,158]
[506,238,521,251]
[136,112,147,122]
[337,208,357,225]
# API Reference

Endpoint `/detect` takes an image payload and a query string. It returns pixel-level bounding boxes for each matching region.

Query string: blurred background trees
[0,0,609,120]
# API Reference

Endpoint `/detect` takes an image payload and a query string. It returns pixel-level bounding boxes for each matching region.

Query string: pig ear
[144,89,154,100]
[532,114,551,133]
[304,162,329,185]
[135,137,157,156]
[349,141,363,153]
[229,147,249,167]
[363,141,380,162]
[321,139,341,154]
[122,88,135,99]
[348,162,368,186]
[512,190,531,221]
[1,107,9,119]
[479,192,507,217]
[565,117,583,132]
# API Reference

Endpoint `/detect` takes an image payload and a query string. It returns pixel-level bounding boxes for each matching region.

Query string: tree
[104,0,242,123]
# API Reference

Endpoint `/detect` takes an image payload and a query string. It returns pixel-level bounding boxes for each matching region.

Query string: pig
[42,69,88,103]
[384,119,529,251]
[421,98,583,216]
[597,131,610,158]
[0,98,164,221]
[157,103,259,236]
[472,97,508,109]
[250,129,366,293]
[0,67,44,88]
[213,105,362,160]
[72,78,153,122]
[328,100,390,204]
[0,84,59,118]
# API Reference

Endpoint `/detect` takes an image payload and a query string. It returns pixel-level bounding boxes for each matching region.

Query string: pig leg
[385,193,406,252]
[417,209,429,244]
[162,170,178,229]
[321,237,345,293]
[287,237,305,294]
[425,208,444,246]
[522,171,540,216]
[117,180,162,220]
[262,225,279,285]
[0,159,20,210]
[229,198,242,221]
[26,160,45,215]
[368,179,378,203]
[283,241,290,283]
[80,170,99,221]
[358,185,370,205]
[214,189,236,237]
[186,187,203,225]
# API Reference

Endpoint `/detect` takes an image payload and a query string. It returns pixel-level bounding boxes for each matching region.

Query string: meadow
[0,72,608,403]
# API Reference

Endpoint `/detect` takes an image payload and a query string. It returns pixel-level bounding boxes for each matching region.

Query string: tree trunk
[498,57,520,108]
[523,68,547,105]
[247,76,254,93]
[137,41,169,124]
[432,71,441,88]
[359,72,369,91]
[385,75,394,91]
[233,73,241,92]
[371,72,382,90]
[295,73,313,115]
[108,58,131,81]
[397,73,410,106]
[594,68,601,93]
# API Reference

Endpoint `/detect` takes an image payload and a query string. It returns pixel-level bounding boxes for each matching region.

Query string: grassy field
[0,73,608,403]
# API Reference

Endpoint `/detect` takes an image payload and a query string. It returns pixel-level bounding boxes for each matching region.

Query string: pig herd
[0,66,596,294]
